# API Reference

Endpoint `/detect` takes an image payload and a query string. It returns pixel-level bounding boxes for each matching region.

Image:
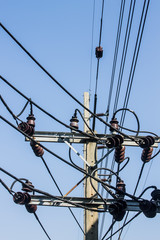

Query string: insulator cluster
[30,141,44,157]
[108,199,127,221]
[13,192,31,205]
[95,46,103,58]
[114,146,125,163]
[13,191,37,213]
[139,135,155,148]
[106,135,124,148]
[18,113,35,136]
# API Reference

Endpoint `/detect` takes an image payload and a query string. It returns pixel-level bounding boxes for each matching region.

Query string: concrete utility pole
[83,92,98,240]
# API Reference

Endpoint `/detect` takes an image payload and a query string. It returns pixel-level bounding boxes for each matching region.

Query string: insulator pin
[106,135,124,148]
[70,114,79,130]
[139,136,155,148]
[95,46,103,58]
[116,180,126,198]
[30,141,44,157]
[141,147,153,163]
[110,118,119,132]
[115,146,125,163]
[18,113,35,136]
[22,180,34,192]
[13,192,31,205]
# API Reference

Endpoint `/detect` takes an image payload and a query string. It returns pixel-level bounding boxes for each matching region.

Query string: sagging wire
[0,75,139,143]
[112,108,140,136]
[0,26,137,142]
[0,114,142,203]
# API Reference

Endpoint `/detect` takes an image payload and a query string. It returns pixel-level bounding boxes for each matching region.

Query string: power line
[120,0,150,126]
[92,0,105,131]
[106,0,126,116]
[113,0,136,113]
[34,213,52,240]
[0,75,138,141]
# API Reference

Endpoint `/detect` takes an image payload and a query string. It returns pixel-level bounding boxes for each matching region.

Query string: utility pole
[83,92,98,240]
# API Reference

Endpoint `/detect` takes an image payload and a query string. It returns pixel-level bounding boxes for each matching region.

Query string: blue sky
[0,1,160,240]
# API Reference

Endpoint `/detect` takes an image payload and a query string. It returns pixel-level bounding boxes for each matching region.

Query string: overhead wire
[113,0,136,113]
[0,23,134,139]
[106,0,126,118]
[33,213,52,240]
[0,75,137,142]
[92,0,105,131]
[98,0,126,234]
[89,0,96,95]
[120,0,150,126]
[0,114,141,202]
[40,155,85,235]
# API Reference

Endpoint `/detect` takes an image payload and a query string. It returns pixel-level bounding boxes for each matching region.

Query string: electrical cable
[103,211,141,240]
[112,108,140,136]
[106,0,126,118]
[16,99,30,117]
[0,24,133,139]
[33,213,52,240]
[120,0,150,126]
[138,185,157,199]
[0,75,138,142]
[113,0,136,113]
[0,114,141,202]
[89,0,96,95]
[40,155,85,235]
[92,0,105,131]
[101,219,116,240]
[0,179,14,196]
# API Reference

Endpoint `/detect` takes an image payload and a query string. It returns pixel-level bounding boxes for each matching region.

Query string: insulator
[18,122,34,136]
[151,189,160,201]
[30,141,44,157]
[141,147,153,163]
[108,199,127,221]
[116,180,126,198]
[110,118,119,132]
[25,204,37,213]
[114,146,125,163]
[13,192,31,205]
[95,46,103,58]
[139,135,155,148]
[139,200,157,218]
[70,114,79,130]
[22,180,34,193]
[27,114,35,128]
[106,135,124,148]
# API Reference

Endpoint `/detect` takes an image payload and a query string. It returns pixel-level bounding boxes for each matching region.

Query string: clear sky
[0,1,160,240]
